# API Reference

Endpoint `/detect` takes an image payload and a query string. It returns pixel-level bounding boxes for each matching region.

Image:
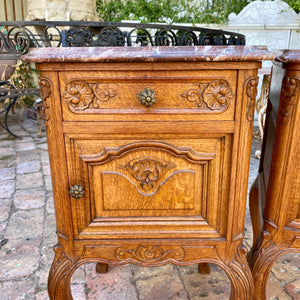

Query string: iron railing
[0,81,40,138]
[0,21,246,58]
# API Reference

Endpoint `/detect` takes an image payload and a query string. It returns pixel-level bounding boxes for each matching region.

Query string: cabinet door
[65,134,232,240]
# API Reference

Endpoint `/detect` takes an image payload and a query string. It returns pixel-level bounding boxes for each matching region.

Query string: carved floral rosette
[62,80,117,112]
[115,245,185,263]
[181,79,234,112]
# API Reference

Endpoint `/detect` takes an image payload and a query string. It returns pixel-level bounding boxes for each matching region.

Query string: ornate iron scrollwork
[65,28,93,47]
[98,27,125,47]
[179,31,198,46]
[0,81,40,138]
[0,21,245,57]
[0,27,30,55]
[155,30,177,46]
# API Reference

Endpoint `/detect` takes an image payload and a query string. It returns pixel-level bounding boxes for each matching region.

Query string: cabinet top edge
[276,49,300,64]
[21,46,275,64]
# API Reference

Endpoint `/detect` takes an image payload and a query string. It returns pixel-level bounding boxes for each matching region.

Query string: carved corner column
[39,72,77,287]
[226,71,260,300]
[229,73,259,240]
[223,70,259,300]
[39,74,73,240]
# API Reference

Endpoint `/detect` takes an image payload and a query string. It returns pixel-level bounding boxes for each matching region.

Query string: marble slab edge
[276,49,300,64]
[21,46,275,63]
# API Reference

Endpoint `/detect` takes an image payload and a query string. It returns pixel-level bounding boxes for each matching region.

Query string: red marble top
[21,46,275,63]
[277,50,300,64]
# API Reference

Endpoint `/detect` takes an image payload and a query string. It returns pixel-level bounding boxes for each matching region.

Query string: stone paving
[0,111,299,300]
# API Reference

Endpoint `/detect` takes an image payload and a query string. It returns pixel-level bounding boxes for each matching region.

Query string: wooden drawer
[59,69,237,122]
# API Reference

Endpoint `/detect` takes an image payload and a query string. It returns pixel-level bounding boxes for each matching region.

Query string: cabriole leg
[225,246,254,300]
[48,244,76,300]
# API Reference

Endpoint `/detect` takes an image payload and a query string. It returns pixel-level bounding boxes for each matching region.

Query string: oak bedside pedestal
[22,46,274,300]
[248,50,300,300]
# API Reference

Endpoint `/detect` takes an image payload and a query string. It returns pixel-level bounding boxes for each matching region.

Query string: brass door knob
[69,184,85,199]
[138,88,156,107]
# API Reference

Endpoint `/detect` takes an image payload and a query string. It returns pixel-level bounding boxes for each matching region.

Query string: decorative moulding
[228,0,300,26]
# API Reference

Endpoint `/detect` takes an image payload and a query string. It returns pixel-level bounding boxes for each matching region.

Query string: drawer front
[65,133,232,239]
[60,70,237,122]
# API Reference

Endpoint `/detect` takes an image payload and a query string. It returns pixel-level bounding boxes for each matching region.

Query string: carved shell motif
[119,157,176,196]
[181,79,234,111]
[115,245,185,263]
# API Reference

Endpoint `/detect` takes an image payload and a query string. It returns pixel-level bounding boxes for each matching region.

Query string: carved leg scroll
[225,246,254,300]
[250,231,281,300]
[96,262,109,274]
[198,263,211,274]
[48,244,76,300]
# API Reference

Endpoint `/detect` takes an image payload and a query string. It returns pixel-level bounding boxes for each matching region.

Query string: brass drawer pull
[138,88,156,107]
[69,184,85,199]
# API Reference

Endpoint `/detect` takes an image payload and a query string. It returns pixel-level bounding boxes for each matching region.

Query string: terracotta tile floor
[0,111,299,299]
